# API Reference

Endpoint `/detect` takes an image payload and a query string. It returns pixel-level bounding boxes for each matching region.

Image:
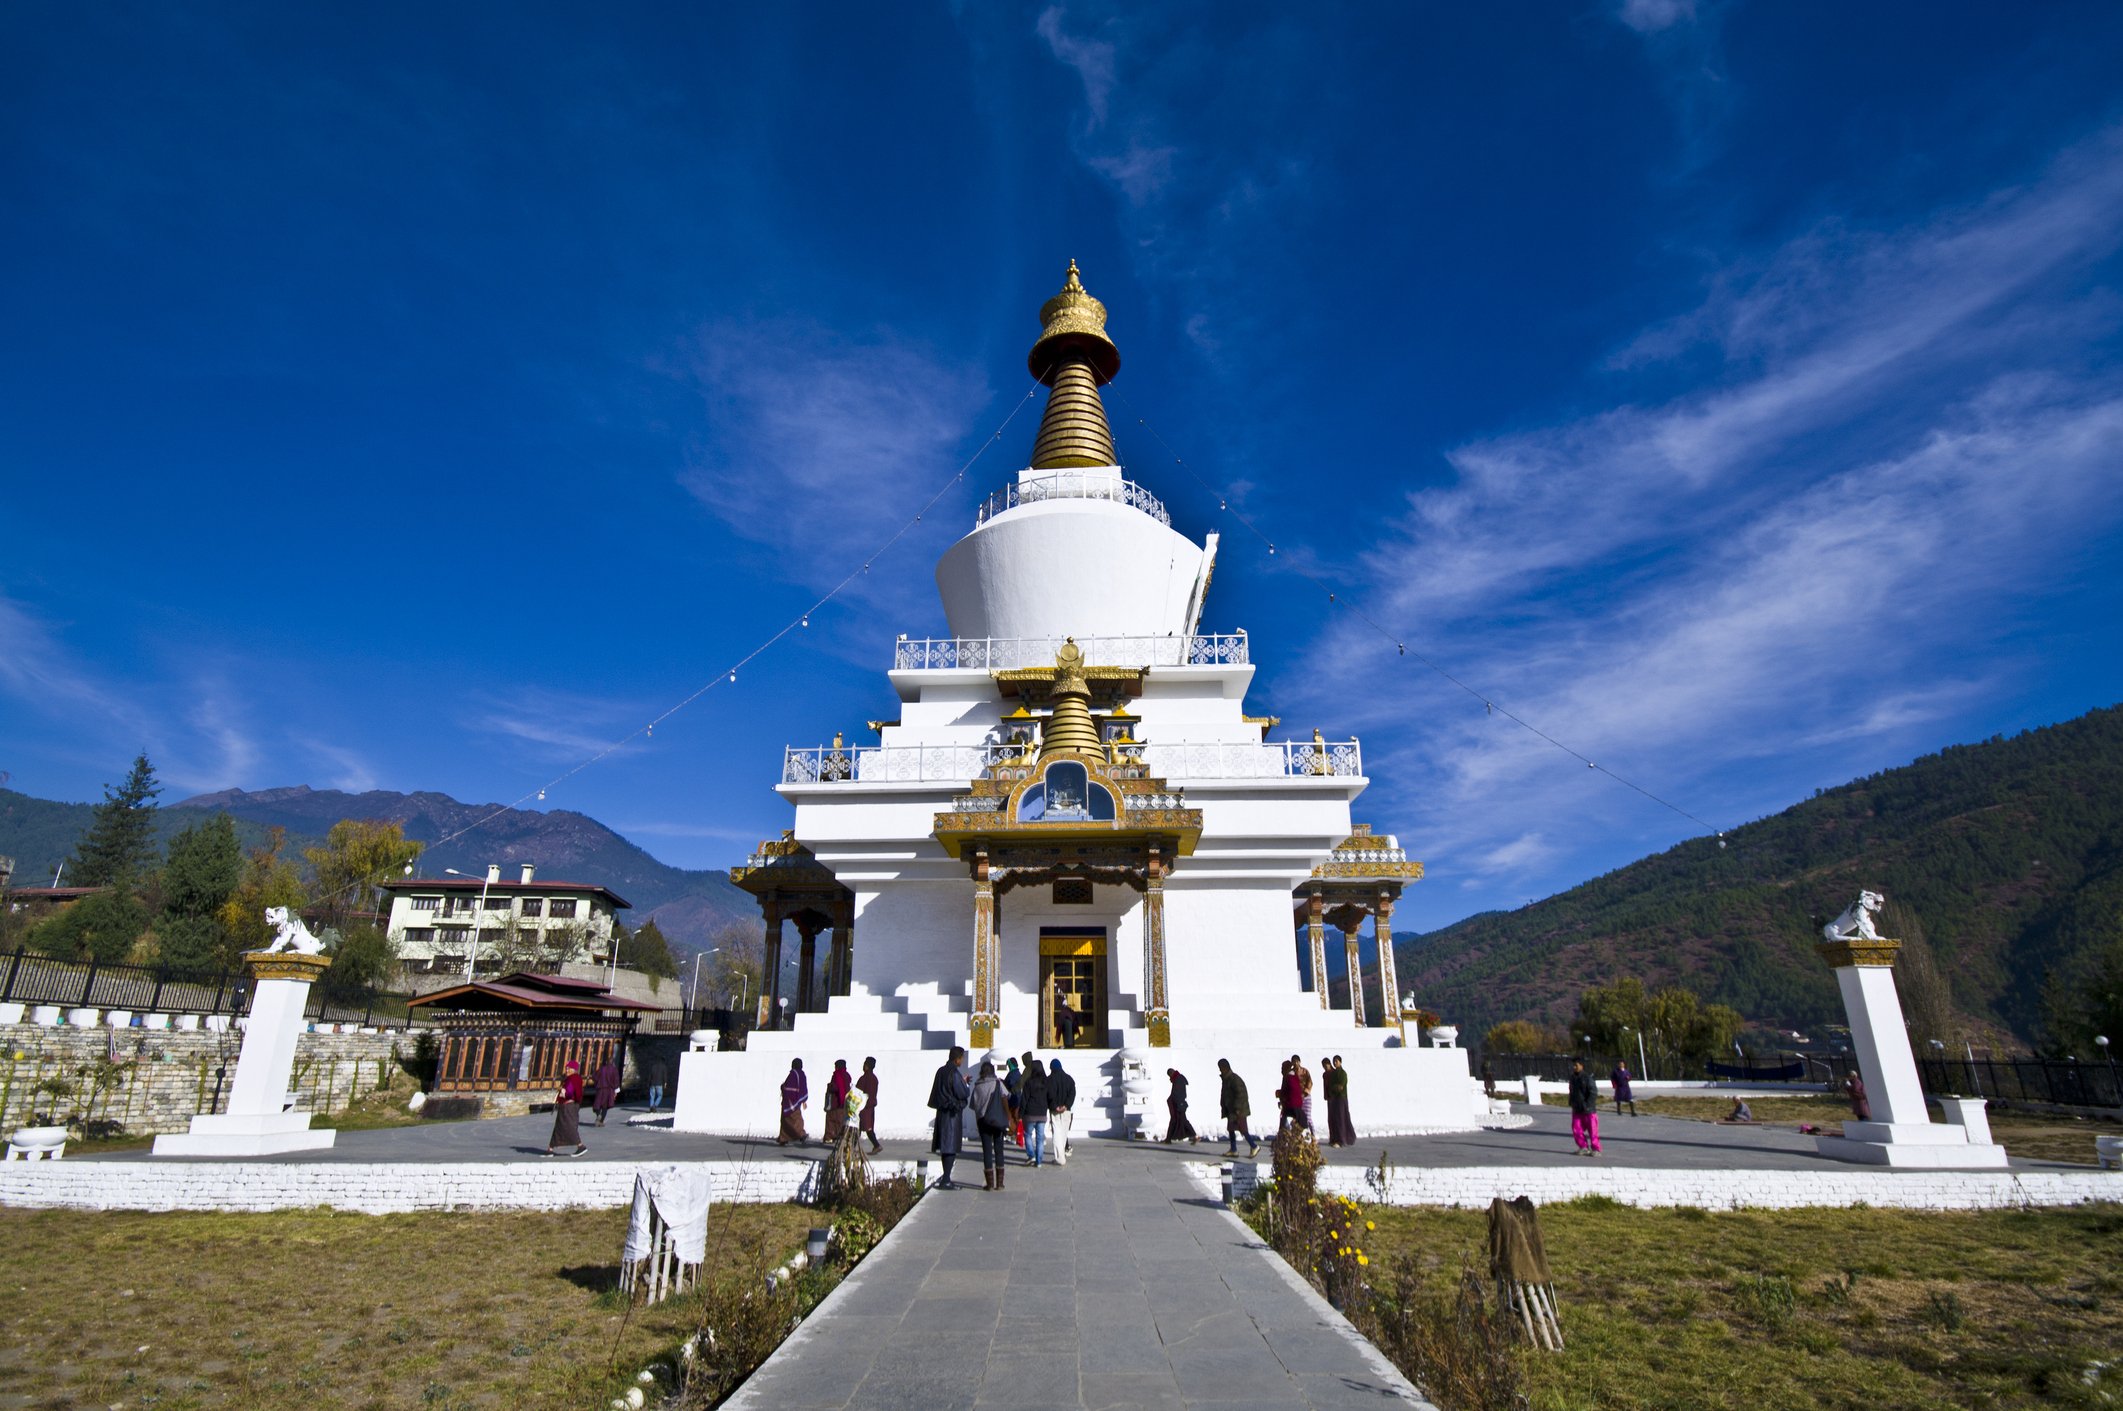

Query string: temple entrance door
[1039,929,1107,1049]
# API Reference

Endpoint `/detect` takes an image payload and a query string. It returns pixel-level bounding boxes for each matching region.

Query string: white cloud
[1035,6,1116,125]
[1282,127,2123,879]
[1616,0,1697,35]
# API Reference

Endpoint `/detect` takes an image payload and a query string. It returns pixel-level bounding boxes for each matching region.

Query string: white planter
[2096,1135,2123,1171]
[7,1125,69,1161]
[31,1006,62,1027]
[143,1013,172,1030]
[67,1008,100,1027]
[1427,1025,1459,1049]
[0,1002,24,1025]
[175,1014,201,1031]
[690,1029,721,1052]
[204,1015,231,1032]
[106,1010,135,1028]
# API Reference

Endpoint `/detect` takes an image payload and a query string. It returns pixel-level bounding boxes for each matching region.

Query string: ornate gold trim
[1817,938,1902,968]
[1147,1009,1171,1048]
[243,950,333,983]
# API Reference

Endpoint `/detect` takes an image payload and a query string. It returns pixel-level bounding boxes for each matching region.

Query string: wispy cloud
[1035,6,1116,125]
[467,686,646,763]
[1287,126,2123,887]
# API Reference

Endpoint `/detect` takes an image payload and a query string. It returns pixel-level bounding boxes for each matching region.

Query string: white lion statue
[1822,890,1885,944]
[261,905,327,955]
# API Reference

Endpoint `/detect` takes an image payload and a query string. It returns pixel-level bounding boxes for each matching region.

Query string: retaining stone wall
[1210,1160,2123,1211]
[0,1157,924,1213]
[0,1023,416,1137]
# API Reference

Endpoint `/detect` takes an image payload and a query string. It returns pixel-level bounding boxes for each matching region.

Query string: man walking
[1218,1058,1260,1158]
[646,1056,669,1112]
[1047,1056,1076,1165]
[1568,1058,1602,1157]
[927,1046,970,1188]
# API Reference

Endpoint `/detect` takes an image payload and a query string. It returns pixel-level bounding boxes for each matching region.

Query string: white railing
[1142,740,1363,780]
[1329,845,1408,865]
[976,471,1170,526]
[782,736,1362,784]
[893,632,1250,671]
[782,743,1016,785]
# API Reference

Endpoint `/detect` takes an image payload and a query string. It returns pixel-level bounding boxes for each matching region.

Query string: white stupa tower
[675,264,1481,1138]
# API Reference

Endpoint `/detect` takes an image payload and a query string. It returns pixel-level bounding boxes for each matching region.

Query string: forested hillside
[1394,704,2123,1047]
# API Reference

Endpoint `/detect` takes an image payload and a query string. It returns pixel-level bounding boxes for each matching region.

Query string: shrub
[1364,1262,1530,1411]
[1735,1273,1797,1330]
[1923,1289,1966,1332]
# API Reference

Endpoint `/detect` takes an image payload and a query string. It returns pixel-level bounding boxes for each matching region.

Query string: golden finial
[1028,261,1120,468]
[1039,638,1104,761]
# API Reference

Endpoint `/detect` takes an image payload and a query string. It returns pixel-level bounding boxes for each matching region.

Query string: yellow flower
[1358,1254,1369,1266]
[1329,1230,1339,1240]
[1365,1220,1375,1231]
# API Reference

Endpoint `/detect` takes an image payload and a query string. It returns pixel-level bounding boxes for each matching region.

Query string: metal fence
[0,949,417,1029]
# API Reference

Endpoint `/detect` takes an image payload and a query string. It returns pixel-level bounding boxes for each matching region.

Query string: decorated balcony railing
[1328,843,1408,865]
[975,471,1170,527]
[1142,739,1363,780]
[893,632,1249,671]
[781,736,1361,785]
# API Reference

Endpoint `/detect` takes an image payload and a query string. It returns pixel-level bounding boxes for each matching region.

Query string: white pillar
[1833,961,1928,1126]
[154,951,338,1157]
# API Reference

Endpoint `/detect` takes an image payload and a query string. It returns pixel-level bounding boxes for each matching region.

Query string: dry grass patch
[1542,1093,2122,1164]
[1361,1200,2123,1410]
[0,1201,817,1410]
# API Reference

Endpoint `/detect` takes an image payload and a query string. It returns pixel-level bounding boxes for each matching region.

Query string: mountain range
[1392,703,2123,1048]
[0,784,756,953]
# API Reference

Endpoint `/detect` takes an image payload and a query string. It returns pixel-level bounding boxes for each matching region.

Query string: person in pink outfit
[1567,1059,1602,1156]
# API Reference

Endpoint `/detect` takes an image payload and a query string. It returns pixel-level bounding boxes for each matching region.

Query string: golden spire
[1038,639,1105,761]
[1028,260,1120,469]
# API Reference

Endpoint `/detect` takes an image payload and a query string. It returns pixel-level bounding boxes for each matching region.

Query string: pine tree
[158,813,243,975]
[618,918,678,980]
[68,753,162,887]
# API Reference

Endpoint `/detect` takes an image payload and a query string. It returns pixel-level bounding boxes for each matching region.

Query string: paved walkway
[726,1139,1428,1411]
[84,1102,2080,1172]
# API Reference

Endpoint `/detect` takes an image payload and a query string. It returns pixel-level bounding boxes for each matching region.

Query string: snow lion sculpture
[1821,890,1885,945]
[261,905,327,955]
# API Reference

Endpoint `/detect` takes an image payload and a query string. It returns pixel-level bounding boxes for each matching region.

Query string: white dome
[935,467,1212,641]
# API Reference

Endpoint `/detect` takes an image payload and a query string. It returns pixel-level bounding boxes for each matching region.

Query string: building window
[484,894,511,911]
[402,927,436,947]
[439,926,471,952]
[409,896,442,912]
[548,898,579,919]
[520,898,545,918]
[1053,879,1093,906]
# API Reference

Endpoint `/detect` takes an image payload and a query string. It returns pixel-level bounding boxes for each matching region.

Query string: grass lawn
[1364,1200,2123,1410]
[0,1201,818,1410]
[1538,1093,2123,1164]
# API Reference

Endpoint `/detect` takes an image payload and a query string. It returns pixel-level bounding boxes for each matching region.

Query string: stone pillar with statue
[1811,891,2007,1168]
[153,908,340,1157]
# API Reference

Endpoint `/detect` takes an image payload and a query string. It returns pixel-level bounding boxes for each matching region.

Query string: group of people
[775,1056,885,1152]
[1173,1056,1359,1158]
[925,1047,1081,1189]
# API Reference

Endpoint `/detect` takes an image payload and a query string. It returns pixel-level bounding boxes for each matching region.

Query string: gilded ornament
[243,950,333,983]
[1817,937,1902,969]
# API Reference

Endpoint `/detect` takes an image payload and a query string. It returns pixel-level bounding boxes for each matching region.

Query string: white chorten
[674,264,1481,1138]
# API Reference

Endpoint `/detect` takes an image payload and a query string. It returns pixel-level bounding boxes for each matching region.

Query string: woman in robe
[1163,1068,1198,1143]
[1278,1060,1309,1135]
[823,1059,853,1144]
[1844,1071,1871,1121]
[545,1060,586,1157]
[592,1054,622,1127]
[856,1056,882,1154]
[1325,1055,1356,1147]
[777,1058,810,1147]
[971,1059,1010,1190]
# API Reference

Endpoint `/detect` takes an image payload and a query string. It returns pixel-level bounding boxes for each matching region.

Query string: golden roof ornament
[1038,638,1104,761]
[1028,260,1120,469]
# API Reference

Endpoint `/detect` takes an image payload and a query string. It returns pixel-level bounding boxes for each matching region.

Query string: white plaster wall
[936,498,1206,641]
[847,882,970,998]
[1215,1161,2123,1212]
[0,1157,922,1213]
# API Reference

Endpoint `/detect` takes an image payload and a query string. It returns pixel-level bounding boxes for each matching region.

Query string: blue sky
[4,3,2121,933]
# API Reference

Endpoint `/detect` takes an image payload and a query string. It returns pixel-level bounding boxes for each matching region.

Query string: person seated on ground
[1723,1098,1757,1123]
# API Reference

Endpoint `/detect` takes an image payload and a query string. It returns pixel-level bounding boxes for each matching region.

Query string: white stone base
[152,1111,338,1158]
[1813,1130,2011,1168]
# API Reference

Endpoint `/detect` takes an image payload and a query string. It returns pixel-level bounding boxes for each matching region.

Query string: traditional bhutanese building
[676,265,1482,1137]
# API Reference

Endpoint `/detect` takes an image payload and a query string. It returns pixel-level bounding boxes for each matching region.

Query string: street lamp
[442,867,495,978]
[690,948,720,1014]
[1621,1025,1647,1079]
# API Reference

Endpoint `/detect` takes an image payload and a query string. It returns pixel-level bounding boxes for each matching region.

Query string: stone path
[726,1140,1430,1411]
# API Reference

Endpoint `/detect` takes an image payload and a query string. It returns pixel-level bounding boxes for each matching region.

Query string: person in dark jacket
[1218,1058,1259,1157]
[926,1047,970,1188]
[970,1059,1011,1190]
[1609,1061,1637,1116]
[1003,1057,1024,1148]
[856,1056,881,1154]
[1047,1057,1077,1165]
[1567,1059,1602,1156]
[1018,1057,1052,1166]
[592,1054,622,1127]
[1324,1055,1356,1147]
[1163,1068,1198,1143]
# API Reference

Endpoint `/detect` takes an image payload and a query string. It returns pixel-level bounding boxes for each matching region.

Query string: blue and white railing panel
[892,632,1250,672]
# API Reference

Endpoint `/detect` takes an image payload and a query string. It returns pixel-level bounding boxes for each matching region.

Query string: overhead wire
[1106,382,1726,841]
[311,383,1044,914]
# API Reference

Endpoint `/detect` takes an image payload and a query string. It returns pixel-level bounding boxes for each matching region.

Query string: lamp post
[2099,1036,2113,1105]
[690,948,720,1015]
[1622,1025,1648,1080]
[443,867,495,978]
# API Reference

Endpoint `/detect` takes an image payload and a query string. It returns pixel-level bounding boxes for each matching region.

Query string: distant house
[4,885,107,914]
[380,865,630,977]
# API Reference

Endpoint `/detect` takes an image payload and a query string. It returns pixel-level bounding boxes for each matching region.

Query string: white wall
[935,497,1206,641]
